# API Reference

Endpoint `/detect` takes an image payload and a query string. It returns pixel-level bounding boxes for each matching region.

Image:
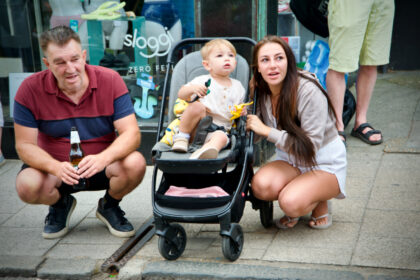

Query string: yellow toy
[160,118,181,145]
[229,101,253,121]
[160,98,189,145]
[173,98,189,117]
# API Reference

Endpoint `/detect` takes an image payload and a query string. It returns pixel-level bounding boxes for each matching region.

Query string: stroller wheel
[158,223,187,260]
[260,201,273,228]
[221,224,244,261]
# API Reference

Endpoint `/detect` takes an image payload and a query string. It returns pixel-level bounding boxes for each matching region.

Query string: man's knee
[125,151,146,174]
[16,172,45,203]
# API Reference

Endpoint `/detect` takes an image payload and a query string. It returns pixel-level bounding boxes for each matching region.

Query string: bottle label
[70,131,81,143]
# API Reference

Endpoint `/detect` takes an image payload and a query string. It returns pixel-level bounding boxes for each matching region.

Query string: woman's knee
[278,192,305,217]
[251,175,275,200]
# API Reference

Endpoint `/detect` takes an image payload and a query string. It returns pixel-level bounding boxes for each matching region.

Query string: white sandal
[309,201,332,229]
[275,215,300,229]
[309,213,332,229]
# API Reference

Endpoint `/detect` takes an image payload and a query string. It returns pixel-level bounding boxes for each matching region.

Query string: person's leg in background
[326,70,346,136]
[352,0,395,144]
[326,0,370,142]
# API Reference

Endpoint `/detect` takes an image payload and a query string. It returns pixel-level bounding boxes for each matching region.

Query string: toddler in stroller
[171,39,247,160]
[151,37,273,261]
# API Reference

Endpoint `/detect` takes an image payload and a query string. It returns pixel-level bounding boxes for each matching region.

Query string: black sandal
[338,131,346,146]
[351,123,383,145]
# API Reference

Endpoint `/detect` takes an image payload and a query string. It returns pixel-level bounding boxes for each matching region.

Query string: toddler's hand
[191,84,208,98]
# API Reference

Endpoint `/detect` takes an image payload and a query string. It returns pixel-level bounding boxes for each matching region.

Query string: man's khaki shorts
[328,0,395,73]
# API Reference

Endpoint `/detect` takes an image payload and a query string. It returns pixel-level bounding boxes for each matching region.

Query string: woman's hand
[246,114,271,137]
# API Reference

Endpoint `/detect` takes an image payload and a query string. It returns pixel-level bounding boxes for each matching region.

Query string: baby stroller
[151,37,273,261]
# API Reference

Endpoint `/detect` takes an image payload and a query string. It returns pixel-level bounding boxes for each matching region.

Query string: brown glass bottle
[69,126,88,190]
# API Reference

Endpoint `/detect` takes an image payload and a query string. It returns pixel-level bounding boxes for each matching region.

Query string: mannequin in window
[48,0,89,51]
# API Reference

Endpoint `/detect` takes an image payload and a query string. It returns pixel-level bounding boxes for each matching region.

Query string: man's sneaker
[42,195,77,239]
[172,137,188,153]
[96,198,135,238]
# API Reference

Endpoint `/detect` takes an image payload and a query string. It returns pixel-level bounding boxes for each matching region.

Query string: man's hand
[77,154,108,179]
[58,161,81,185]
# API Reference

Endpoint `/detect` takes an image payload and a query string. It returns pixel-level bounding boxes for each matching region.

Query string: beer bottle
[69,126,87,190]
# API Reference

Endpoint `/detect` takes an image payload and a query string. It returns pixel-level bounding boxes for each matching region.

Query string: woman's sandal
[309,213,332,229]
[309,200,332,230]
[351,122,383,145]
[275,215,300,229]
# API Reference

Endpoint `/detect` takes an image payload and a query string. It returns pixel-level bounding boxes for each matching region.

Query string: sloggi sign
[124,27,175,58]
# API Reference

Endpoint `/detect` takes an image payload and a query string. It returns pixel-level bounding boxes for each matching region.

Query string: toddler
[172,39,246,159]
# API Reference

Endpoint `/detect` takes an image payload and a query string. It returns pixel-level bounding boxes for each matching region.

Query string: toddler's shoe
[190,146,218,159]
[172,137,188,153]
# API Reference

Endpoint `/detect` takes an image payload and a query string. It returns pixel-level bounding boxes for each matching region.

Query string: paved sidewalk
[0,71,419,279]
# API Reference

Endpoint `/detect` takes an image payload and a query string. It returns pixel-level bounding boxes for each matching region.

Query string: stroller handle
[165,37,257,64]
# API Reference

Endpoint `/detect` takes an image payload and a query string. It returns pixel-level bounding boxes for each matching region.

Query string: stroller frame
[151,37,273,261]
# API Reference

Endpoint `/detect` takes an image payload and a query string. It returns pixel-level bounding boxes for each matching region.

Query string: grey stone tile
[2,205,47,229]
[352,236,420,270]
[368,184,420,211]
[37,258,98,279]
[345,175,375,198]
[0,227,58,256]
[0,194,26,214]
[269,222,359,249]
[240,247,266,260]
[374,154,420,186]
[184,236,214,250]
[375,166,420,187]
[135,237,161,258]
[0,213,11,225]
[46,243,121,259]
[332,198,366,223]
[60,217,130,244]
[262,222,358,265]
[72,190,105,206]
[242,232,276,250]
[0,255,44,278]
[3,202,93,230]
[380,153,420,169]
[346,150,383,163]
[182,246,222,260]
[346,157,381,179]
[263,245,353,265]
[360,209,420,239]
[407,120,420,149]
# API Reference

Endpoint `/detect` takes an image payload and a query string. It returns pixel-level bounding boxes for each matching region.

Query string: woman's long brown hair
[252,35,331,167]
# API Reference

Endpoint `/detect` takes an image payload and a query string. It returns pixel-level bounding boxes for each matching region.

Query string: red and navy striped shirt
[14,64,134,162]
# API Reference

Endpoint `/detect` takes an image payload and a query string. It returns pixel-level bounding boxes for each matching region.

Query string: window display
[0,0,268,162]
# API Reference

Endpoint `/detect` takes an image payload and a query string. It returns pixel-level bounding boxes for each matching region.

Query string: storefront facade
[3,1,415,163]
[0,0,277,163]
